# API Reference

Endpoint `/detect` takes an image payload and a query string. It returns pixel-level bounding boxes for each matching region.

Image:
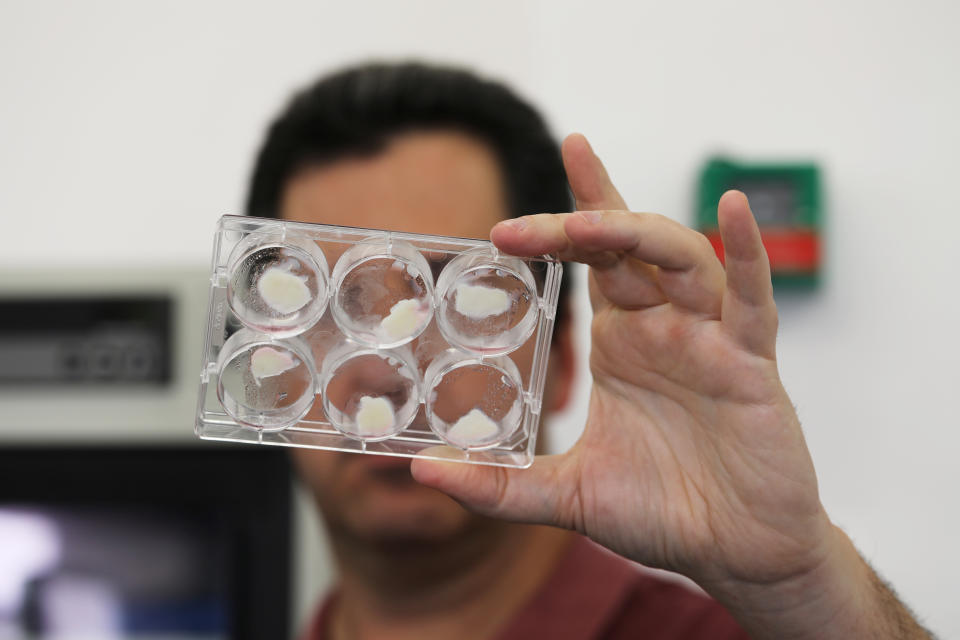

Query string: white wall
[2,0,958,636]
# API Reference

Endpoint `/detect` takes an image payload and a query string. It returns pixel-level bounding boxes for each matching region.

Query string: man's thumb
[410,452,572,528]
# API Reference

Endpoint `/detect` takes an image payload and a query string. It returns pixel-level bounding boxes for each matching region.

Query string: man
[246,63,930,639]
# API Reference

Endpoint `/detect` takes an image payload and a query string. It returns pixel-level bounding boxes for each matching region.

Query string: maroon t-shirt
[300,535,749,640]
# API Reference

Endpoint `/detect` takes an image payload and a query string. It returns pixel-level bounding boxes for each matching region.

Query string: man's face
[282,131,524,543]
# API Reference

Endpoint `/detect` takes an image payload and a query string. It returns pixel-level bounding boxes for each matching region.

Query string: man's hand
[411,134,930,638]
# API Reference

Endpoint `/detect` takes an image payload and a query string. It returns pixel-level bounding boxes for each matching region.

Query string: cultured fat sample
[249,346,299,385]
[455,284,510,319]
[355,396,396,437]
[330,240,435,348]
[227,240,329,337]
[447,408,500,443]
[379,298,430,342]
[216,332,316,431]
[426,351,524,450]
[321,347,421,440]
[436,250,539,356]
[257,266,312,314]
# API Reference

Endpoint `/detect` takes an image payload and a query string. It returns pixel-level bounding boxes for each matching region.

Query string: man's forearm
[859,554,934,639]
[714,526,933,639]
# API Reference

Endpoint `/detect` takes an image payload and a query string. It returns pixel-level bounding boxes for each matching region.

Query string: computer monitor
[0,445,291,640]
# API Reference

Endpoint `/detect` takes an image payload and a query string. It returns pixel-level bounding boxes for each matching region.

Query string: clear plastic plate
[196,215,562,468]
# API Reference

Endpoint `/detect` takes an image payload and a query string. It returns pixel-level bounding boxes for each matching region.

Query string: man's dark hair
[246,61,572,321]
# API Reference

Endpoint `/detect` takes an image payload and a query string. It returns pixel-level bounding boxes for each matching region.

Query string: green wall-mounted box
[696,157,822,287]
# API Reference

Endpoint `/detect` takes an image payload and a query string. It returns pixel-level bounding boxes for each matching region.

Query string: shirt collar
[300,535,643,640]
[493,535,641,640]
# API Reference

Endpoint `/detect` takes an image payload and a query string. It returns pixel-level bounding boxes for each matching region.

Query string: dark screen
[0,446,292,640]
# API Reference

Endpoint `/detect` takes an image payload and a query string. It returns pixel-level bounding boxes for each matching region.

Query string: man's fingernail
[581,134,594,154]
[500,217,527,231]
[579,211,602,224]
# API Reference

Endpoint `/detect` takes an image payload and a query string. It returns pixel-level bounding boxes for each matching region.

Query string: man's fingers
[565,211,725,314]
[491,212,618,268]
[562,133,628,211]
[717,190,778,356]
[562,211,721,274]
[492,211,725,314]
[490,213,580,260]
[410,453,574,529]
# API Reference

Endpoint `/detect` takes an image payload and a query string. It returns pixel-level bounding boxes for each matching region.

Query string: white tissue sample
[258,266,311,314]
[250,346,298,385]
[455,284,510,319]
[379,298,424,340]
[355,396,396,436]
[447,408,500,444]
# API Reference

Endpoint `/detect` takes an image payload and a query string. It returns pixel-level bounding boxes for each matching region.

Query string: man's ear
[545,304,576,413]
